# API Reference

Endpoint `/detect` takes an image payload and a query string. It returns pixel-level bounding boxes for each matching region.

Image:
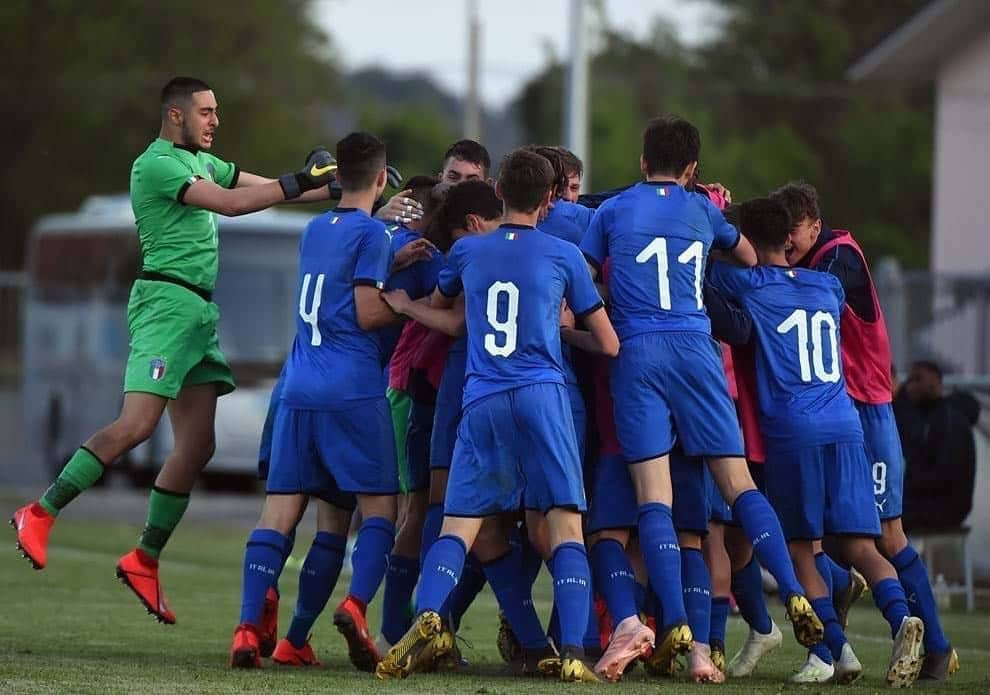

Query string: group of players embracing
[10,77,955,687]
[229,117,958,687]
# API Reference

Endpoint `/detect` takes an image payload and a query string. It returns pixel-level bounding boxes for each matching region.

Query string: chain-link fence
[875,259,990,378]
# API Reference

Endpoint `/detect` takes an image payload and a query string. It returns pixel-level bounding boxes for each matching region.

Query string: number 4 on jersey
[299,273,325,346]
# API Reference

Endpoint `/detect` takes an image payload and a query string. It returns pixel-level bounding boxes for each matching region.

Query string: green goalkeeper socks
[38,447,105,516]
[137,487,191,559]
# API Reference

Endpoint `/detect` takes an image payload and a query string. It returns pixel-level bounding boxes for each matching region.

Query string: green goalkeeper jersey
[129,138,238,291]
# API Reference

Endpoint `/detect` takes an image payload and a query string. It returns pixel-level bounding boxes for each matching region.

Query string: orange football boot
[333,596,380,671]
[11,502,55,569]
[259,586,279,657]
[230,623,263,668]
[115,548,176,624]
[272,637,321,666]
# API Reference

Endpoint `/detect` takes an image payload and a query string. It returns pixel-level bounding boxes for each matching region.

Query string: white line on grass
[847,631,990,657]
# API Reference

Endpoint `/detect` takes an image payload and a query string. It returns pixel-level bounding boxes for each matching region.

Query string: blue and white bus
[22,194,310,487]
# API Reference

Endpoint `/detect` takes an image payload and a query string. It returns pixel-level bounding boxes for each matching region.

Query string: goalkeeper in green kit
[10,77,343,624]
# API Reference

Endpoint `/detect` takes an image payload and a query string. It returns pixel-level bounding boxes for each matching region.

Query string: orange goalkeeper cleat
[259,586,279,657]
[11,502,55,570]
[230,623,263,668]
[333,596,380,671]
[272,637,321,666]
[115,548,176,625]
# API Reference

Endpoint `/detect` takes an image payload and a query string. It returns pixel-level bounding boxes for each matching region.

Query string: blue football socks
[551,542,592,652]
[380,553,420,645]
[681,547,712,644]
[891,545,951,654]
[417,534,467,613]
[286,532,346,648]
[239,528,290,626]
[732,490,804,601]
[638,502,687,630]
[346,516,395,605]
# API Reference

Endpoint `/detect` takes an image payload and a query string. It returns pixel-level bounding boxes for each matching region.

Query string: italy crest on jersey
[149,358,167,381]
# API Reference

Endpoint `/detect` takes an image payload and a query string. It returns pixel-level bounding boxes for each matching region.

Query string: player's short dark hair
[405,175,440,208]
[497,148,555,213]
[443,139,491,176]
[722,203,740,227]
[642,115,700,178]
[335,132,387,192]
[911,359,944,382]
[160,76,212,117]
[427,180,501,252]
[525,145,569,199]
[770,181,821,226]
[738,197,792,250]
[554,146,583,178]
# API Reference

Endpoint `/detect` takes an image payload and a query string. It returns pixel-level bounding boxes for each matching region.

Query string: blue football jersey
[539,199,593,245]
[282,208,393,408]
[539,200,593,386]
[437,223,603,408]
[379,224,445,362]
[580,181,740,340]
[708,263,863,448]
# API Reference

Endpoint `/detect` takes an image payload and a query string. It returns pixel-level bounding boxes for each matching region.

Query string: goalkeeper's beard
[181,121,208,151]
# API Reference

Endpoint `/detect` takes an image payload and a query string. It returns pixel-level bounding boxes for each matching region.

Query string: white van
[22,194,310,487]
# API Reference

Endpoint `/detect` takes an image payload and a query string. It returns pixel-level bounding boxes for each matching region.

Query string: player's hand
[381,288,413,315]
[279,148,337,200]
[392,238,436,272]
[707,182,732,204]
[376,189,424,225]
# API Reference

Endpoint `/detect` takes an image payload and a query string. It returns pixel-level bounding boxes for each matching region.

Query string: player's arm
[182,149,336,215]
[233,171,331,203]
[561,307,619,357]
[704,282,752,346]
[354,285,400,330]
[353,221,403,331]
[815,244,875,321]
[562,244,619,356]
[709,201,756,267]
[391,238,437,273]
[382,289,466,337]
[579,202,610,281]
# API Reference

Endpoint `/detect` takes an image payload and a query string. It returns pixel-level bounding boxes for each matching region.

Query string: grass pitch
[1,515,989,693]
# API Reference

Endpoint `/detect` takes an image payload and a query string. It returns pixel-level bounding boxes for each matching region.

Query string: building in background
[851,0,990,584]
[850,0,990,277]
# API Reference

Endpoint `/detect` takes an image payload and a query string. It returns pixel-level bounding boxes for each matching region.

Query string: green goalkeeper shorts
[123,279,235,399]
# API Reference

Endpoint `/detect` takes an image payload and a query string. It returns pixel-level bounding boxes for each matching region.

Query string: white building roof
[848,0,990,81]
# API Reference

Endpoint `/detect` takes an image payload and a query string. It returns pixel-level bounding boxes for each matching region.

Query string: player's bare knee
[472,518,510,562]
[358,494,397,523]
[679,531,702,550]
[707,456,754,505]
[258,494,306,534]
[877,522,907,559]
[547,507,584,547]
[315,500,351,534]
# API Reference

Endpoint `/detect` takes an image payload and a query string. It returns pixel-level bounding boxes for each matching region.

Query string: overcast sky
[315,0,722,108]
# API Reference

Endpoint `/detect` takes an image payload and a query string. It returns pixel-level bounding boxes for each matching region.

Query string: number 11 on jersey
[636,237,703,310]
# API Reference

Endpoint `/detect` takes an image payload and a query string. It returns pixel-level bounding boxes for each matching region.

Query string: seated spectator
[895,361,979,532]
